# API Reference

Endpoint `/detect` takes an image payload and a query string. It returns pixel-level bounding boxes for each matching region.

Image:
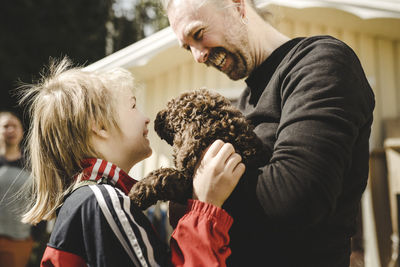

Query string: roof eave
[83,27,178,72]
[258,0,400,19]
[85,0,400,72]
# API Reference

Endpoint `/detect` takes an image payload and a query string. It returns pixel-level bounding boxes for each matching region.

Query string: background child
[19,58,245,266]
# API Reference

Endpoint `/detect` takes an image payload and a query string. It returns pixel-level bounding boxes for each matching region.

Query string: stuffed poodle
[129,89,267,210]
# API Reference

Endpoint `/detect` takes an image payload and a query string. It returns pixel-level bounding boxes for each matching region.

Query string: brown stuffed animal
[129,89,266,210]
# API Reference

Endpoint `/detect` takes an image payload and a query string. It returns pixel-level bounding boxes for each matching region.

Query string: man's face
[168,0,254,80]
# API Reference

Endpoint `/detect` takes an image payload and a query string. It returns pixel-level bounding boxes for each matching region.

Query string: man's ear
[232,0,246,18]
[91,122,109,139]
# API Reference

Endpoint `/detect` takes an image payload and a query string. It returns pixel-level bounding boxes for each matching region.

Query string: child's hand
[193,140,245,207]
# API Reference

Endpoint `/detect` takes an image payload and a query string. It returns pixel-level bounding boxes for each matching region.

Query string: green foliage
[0,0,168,113]
[111,0,169,52]
[0,0,110,111]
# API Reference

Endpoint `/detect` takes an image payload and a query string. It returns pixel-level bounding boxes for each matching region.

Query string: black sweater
[223,36,375,267]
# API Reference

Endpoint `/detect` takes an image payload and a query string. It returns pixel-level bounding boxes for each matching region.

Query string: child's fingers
[214,142,235,164]
[203,139,225,159]
[232,162,246,179]
[192,141,245,207]
[225,153,242,172]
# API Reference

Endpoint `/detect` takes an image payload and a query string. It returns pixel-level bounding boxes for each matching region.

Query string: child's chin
[143,148,152,159]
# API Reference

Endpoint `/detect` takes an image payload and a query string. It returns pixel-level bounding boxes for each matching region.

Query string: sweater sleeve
[170,199,233,267]
[41,246,87,267]
[255,37,375,228]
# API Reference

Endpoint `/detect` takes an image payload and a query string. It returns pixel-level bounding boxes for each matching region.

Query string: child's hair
[19,57,135,224]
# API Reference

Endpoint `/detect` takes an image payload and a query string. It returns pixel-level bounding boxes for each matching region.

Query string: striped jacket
[41,158,233,267]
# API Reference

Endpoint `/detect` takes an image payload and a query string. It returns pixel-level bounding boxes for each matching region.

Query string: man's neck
[247,9,290,71]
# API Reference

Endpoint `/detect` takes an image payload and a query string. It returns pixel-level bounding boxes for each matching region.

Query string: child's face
[112,87,152,167]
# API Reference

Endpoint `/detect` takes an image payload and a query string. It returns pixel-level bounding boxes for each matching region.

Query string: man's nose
[191,47,209,63]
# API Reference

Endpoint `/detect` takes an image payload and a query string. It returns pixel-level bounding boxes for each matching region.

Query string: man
[163,0,375,266]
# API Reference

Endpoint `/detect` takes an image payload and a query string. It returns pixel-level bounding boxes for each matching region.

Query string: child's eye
[131,96,136,109]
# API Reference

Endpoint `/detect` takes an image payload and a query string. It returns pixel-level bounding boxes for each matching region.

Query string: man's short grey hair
[161,0,255,11]
[161,0,226,11]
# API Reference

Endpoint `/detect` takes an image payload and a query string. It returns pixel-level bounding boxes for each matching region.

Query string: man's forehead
[169,1,213,38]
[170,0,198,8]
[169,3,198,40]
[169,0,196,19]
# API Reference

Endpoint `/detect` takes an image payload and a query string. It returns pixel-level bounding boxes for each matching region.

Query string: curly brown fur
[129,168,192,209]
[129,89,267,210]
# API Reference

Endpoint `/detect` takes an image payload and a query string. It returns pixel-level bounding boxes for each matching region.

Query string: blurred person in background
[0,111,33,267]
[0,111,47,267]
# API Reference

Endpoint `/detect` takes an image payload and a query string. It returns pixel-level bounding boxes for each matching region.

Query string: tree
[110,0,169,53]
[0,0,168,116]
[0,0,111,115]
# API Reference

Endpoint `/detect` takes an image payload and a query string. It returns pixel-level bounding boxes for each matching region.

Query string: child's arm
[170,199,233,267]
[41,247,87,267]
[170,140,244,266]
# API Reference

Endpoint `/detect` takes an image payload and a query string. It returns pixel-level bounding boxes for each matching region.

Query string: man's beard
[205,47,250,81]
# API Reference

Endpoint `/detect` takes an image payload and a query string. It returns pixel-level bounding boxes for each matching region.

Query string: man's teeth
[213,52,226,67]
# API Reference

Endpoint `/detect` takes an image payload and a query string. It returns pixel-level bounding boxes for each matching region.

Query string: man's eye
[193,29,203,40]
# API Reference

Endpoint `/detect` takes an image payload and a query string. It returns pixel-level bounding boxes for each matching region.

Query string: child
[20,58,245,267]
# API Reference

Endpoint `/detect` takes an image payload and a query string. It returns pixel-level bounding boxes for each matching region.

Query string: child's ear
[91,123,109,139]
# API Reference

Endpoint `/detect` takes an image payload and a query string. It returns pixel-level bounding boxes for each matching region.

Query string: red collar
[79,158,137,195]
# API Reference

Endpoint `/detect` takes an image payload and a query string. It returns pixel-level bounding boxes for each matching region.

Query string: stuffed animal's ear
[154,109,174,145]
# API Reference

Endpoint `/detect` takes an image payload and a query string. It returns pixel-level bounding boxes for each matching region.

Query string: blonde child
[20,58,245,267]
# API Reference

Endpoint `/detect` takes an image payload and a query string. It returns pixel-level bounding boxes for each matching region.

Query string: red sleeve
[170,199,233,267]
[41,246,87,267]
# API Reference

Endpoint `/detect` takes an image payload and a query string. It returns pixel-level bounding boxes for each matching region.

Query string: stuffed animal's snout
[154,109,175,145]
